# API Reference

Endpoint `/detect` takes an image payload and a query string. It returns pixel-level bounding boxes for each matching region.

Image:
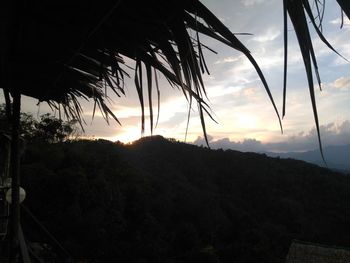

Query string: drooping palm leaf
[283,0,349,162]
[337,0,350,19]
[0,0,283,145]
[0,0,348,148]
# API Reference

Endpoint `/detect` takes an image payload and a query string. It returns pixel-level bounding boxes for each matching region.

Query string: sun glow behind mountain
[4,0,350,152]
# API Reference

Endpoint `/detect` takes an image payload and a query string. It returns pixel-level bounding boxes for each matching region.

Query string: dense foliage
[20,136,350,263]
[0,104,77,143]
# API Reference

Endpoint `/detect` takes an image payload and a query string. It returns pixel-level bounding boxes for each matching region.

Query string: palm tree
[0,0,349,262]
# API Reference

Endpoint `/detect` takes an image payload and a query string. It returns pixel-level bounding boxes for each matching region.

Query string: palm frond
[337,0,350,19]
[283,0,349,162]
[0,0,284,144]
[0,0,348,149]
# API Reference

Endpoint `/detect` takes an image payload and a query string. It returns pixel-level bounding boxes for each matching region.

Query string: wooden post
[9,91,21,263]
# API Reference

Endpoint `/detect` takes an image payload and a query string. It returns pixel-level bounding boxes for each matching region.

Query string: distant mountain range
[264,144,350,173]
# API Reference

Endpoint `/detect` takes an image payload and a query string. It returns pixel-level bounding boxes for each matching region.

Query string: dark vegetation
[19,135,350,263]
[0,104,77,143]
[2,108,350,262]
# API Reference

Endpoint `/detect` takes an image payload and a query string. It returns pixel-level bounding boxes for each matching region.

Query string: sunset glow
[7,0,350,153]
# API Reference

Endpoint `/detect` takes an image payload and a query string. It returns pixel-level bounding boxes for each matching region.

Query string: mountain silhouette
[20,136,350,263]
[264,144,350,173]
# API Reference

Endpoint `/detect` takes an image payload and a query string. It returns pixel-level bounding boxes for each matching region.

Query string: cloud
[193,120,350,152]
[214,55,241,64]
[194,136,265,152]
[252,28,280,42]
[332,76,350,90]
[241,0,266,6]
[329,17,350,27]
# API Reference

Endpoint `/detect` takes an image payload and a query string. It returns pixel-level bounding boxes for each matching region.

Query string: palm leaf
[283,0,349,162]
[0,0,280,145]
[0,0,348,150]
[337,0,350,19]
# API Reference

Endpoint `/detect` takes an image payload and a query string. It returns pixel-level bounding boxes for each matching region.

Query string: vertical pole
[1,1,24,261]
[9,91,21,263]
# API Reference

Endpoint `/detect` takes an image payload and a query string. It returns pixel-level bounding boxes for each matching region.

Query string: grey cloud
[193,121,350,153]
[194,136,266,152]
[159,112,188,128]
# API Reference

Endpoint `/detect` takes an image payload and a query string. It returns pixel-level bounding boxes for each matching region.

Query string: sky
[3,0,350,153]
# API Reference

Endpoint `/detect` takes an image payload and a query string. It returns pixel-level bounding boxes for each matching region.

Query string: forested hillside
[20,136,350,263]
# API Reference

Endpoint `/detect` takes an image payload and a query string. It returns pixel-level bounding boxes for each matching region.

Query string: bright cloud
[329,17,350,27]
[332,76,350,90]
[241,0,267,6]
[214,55,241,64]
[252,28,280,42]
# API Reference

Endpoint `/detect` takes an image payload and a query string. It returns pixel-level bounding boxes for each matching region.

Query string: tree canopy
[0,104,77,143]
